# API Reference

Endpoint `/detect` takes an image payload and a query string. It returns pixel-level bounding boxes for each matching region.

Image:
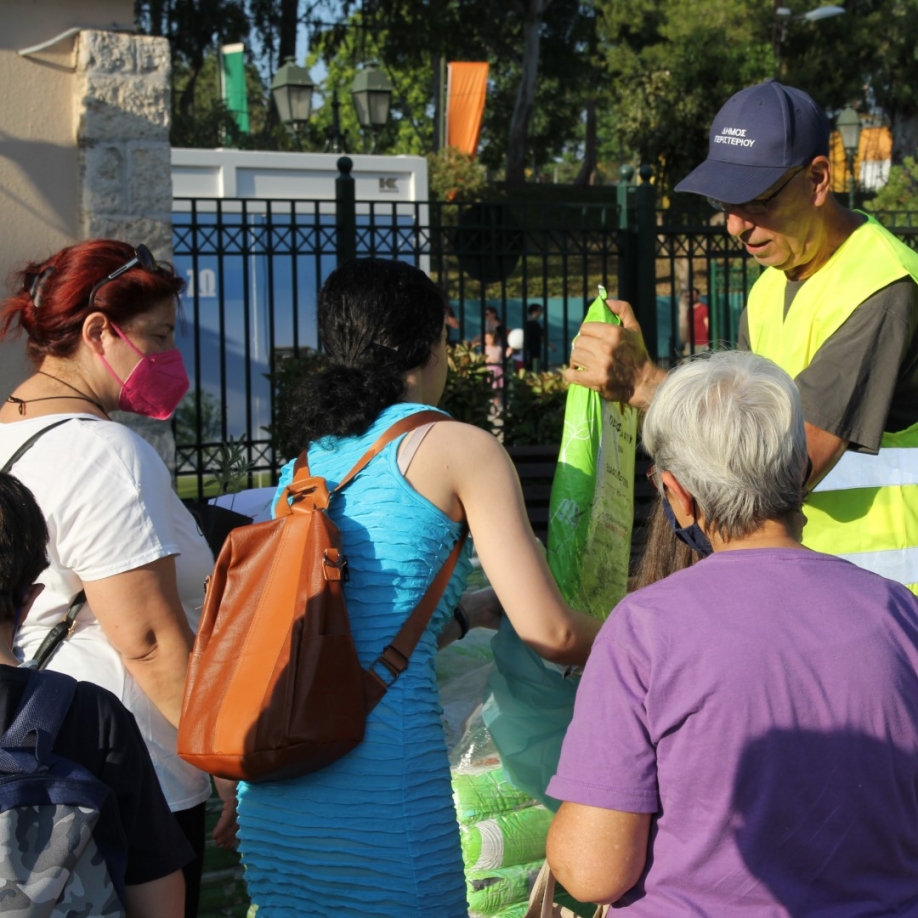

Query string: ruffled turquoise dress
[236,404,472,917]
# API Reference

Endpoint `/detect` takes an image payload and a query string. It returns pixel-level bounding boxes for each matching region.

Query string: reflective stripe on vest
[748,216,918,592]
[832,545,918,592]
[814,446,918,491]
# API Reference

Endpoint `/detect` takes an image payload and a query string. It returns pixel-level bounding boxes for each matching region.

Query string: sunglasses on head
[706,166,806,216]
[87,244,159,309]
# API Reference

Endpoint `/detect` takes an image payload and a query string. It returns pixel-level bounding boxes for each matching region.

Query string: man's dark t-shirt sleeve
[737,278,918,453]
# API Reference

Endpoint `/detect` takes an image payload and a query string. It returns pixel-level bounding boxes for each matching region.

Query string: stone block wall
[75,30,177,468]
[75,30,173,255]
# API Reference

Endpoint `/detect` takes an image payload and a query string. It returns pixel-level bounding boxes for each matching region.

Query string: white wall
[171,148,429,202]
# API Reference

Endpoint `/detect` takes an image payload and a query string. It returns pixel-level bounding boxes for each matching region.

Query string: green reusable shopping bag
[483,288,639,810]
[547,286,638,619]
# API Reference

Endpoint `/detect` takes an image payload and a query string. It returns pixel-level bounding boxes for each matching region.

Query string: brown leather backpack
[177,411,464,782]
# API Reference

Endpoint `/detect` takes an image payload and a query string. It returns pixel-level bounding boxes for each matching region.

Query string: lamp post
[270,57,315,150]
[836,106,861,210]
[351,66,394,153]
[325,93,348,154]
[773,5,845,76]
[271,60,393,154]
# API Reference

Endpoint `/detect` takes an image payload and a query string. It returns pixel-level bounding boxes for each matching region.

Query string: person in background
[564,81,918,594]
[473,305,506,350]
[235,258,599,918]
[677,287,709,355]
[0,239,229,917]
[524,302,556,371]
[484,329,505,399]
[444,303,460,345]
[0,471,191,917]
[547,350,918,915]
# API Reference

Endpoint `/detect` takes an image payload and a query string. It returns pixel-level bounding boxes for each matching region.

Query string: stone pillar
[75,30,177,472]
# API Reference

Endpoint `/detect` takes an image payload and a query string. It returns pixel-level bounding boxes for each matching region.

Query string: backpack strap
[279,409,467,708]
[0,418,73,474]
[0,670,76,775]
[0,419,87,669]
[334,410,452,493]
[365,527,467,711]
[277,410,454,516]
[30,592,86,671]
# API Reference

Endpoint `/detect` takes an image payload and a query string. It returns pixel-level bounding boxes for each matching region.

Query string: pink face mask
[99,322,189,419]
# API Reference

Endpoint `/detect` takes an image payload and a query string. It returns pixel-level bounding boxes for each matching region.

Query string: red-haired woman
[0,239,219,916]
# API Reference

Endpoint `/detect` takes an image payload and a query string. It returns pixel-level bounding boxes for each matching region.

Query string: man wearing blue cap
[566,80,918,592]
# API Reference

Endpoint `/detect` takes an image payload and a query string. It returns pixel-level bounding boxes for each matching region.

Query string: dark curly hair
[286,259,446,445]
[0,474,49,626]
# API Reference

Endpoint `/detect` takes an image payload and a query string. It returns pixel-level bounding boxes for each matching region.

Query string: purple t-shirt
[548,548,918,916]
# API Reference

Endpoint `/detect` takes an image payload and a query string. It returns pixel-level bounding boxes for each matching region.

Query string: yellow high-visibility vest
[748,215,918,594]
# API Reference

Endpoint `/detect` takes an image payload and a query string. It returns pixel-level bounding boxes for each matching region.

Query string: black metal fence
[171,160,918,499]
[172,159,635,496]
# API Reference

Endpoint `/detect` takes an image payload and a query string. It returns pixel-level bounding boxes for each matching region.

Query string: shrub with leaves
[501,368,569,446]
[427,147,489,203]
[864,156,918,213]
[439,343,496,431]
[174,389,222,445]
[207,434,253,495]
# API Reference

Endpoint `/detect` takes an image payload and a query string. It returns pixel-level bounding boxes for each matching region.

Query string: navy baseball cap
[675,81,830,204]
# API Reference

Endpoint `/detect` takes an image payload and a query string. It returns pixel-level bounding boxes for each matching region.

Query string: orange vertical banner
[447,62,489,156]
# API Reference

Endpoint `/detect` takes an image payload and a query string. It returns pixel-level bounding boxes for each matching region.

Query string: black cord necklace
[6,371,109,418]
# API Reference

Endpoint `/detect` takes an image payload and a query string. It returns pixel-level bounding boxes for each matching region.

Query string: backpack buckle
[370,645,409,687]
[323,548,349,582]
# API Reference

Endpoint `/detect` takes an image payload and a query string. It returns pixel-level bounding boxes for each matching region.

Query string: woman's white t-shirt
[0,413,213,811]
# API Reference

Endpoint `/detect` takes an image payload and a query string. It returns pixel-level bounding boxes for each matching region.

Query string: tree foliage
[136,0,599,180]
[136,0,918,190]
[597,0,772,193]
[864,156,918,211]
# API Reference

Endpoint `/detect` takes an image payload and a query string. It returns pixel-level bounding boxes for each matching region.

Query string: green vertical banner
[220,43,250,135]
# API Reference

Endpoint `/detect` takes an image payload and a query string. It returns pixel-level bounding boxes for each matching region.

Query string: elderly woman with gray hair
[545,350,918,916]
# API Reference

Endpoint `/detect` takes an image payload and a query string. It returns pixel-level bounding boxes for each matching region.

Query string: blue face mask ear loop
[659,486,715,558]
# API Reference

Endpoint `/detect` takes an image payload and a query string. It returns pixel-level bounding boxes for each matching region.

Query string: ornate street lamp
[351,66,394,153]
[271,60,393,154]
[271,57,315,149]
[836,106,861,210]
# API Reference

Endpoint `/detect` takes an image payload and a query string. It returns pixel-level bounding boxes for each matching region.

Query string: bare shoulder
[412,418,518,492]
[428,419,509,461]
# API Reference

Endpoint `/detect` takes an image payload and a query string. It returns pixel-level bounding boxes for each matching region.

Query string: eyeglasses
[646,464,661,490]
[707,166,806,216]
[87,244,158,309]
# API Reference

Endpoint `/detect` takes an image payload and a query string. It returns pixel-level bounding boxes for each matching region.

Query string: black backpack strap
[31,592,86,671]
[0,418,88,668]
[0,670,76,774]
[0,418,73,474]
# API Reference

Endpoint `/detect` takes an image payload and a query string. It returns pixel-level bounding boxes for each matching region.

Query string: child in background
[485,330,505,395]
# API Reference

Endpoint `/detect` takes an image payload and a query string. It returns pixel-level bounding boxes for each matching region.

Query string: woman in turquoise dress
[235,259,599,917]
